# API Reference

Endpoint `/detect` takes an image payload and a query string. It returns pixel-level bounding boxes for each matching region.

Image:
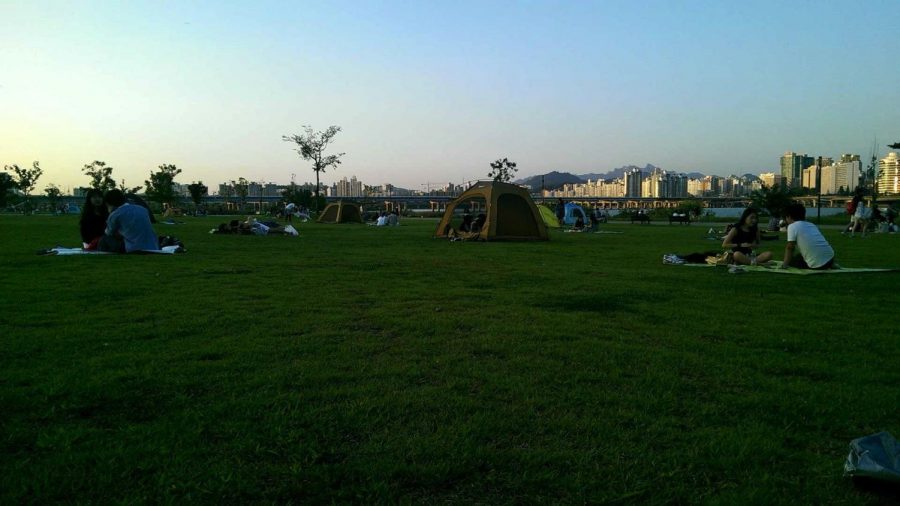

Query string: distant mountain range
[516,164,757,190]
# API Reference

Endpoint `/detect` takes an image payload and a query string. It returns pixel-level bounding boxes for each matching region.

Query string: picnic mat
[41,246,182,256]
[681,262,897,275]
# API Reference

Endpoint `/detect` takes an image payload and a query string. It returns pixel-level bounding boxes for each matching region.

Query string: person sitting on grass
[780,202,836,270]
[721,207,772,265]
[98,189,158,253]
[385,209,400,226]
[458,213,474,233]
[79,189,108,250]
[573,215,586,231]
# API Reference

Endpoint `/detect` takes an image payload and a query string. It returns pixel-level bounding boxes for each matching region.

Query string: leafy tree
[82,160,117,192]
[282,125,345,211]
[187,182,208,209]
[0,172,14,208]
[750,183,795,218]
[4,161,43,213]
[44,184,63,211]
[675,199,704,219]
[121,180,143,195]
[144,163,182,206]
[281,183,325,210]
[231,178,249,210]
[488,157,518,183]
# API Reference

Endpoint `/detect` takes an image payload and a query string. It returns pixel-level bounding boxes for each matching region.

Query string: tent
[434,181,549,241]
[563,202,588,226]
[537,204,561,228]
[317,200,363,224]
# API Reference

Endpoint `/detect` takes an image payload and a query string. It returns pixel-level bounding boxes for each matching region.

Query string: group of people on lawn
[80,187,837,268]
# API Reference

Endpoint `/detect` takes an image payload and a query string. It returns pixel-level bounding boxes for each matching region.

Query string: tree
[675,199,704,219]
[0,172,14,208]
[4,161,43,213]
[44,184,63,211]
[121,180,143,195]
[144,163,182,206]
[750,183,795,219]
[282,125,345,211]
[187,182,208,209]
[220,183,234,208]
[488,157,518,183]
[231,178,249,210]
[281,183,324,210]
[82,160,117,192]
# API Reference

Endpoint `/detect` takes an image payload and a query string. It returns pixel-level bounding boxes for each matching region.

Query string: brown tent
[434,181,549,241]
[317,200,363,224]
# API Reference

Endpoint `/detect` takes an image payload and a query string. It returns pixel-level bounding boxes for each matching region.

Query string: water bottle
[750,251,757,266]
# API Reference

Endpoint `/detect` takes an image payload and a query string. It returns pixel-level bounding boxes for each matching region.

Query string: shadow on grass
[541,293,666,314]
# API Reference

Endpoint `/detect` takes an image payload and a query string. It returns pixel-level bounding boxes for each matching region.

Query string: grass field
[2,215,899,504]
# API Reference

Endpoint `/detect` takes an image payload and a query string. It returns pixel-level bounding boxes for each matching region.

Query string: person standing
[99,190,158,253]
[780,203,835,269]
[850,196,871,238]
[556,198,565,226]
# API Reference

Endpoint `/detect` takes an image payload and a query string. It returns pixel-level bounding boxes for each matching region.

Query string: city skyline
[2,1,899,192]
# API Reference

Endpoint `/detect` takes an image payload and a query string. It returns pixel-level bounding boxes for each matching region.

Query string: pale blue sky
[2,0,898,192]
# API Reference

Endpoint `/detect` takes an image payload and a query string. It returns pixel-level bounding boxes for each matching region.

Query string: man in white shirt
[781,203,836,269]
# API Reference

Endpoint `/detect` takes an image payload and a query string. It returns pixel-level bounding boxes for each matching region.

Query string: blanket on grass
[40,246,182,256]
[680,262,897,275]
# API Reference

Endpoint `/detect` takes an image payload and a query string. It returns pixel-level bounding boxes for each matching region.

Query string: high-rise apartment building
[759,172,782,188]
[877,152,900,195]
[624,169,642,197]
[801,166,819,191]
[336,176,363,197]
[780,152,814,188]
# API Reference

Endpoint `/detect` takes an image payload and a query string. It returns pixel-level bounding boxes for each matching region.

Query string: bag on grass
[844,431,900,483]
[158,235,185,252]
[705,251,734,266]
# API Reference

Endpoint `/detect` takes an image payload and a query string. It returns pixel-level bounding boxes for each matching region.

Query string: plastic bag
[844,431,900,483]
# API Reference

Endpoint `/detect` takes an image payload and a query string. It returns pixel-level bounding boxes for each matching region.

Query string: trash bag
[844,431,900,483]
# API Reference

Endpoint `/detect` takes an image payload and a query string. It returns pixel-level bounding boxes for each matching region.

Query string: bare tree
[282,125,345,212]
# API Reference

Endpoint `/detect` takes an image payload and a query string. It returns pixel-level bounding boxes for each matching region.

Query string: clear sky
[2,0,898,193]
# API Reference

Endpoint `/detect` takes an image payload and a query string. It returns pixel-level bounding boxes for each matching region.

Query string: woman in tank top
[722,207,773,265]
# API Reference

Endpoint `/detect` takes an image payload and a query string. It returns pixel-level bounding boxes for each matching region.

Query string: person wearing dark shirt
[79,189,108,250]
[721,207,773,265]
[99,190,158,253]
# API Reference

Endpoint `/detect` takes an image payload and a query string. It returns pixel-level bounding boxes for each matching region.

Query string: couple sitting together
[721,204,835,269]
[79,189,158,253]
[670,203,835,268]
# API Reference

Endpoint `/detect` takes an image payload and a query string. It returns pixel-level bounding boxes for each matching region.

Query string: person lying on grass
[781,202,836,270]
[242,216,293,235]
[721,207,773,266]
[98,189,158,253]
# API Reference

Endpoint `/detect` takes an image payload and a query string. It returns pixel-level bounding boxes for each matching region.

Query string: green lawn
[1,215,898,504]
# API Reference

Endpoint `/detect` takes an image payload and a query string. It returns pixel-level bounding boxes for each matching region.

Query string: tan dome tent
[435,181,549,241]
[317,200,363,224]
